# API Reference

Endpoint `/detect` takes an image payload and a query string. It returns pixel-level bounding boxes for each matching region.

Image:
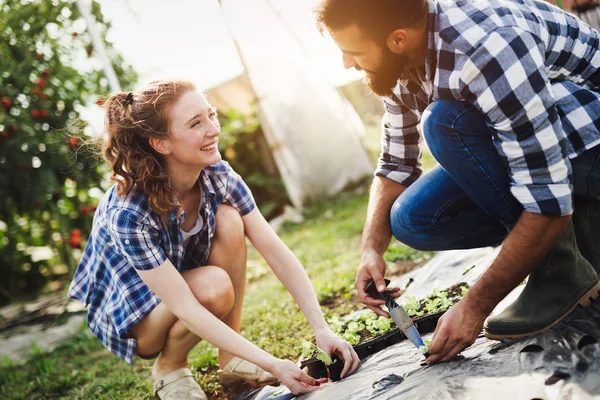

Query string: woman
[68,80,360,399]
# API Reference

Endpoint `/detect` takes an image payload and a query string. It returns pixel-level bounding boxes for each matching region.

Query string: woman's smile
[201,141,218,152]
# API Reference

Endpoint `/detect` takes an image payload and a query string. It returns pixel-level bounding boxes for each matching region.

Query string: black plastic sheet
[235,249,600,400]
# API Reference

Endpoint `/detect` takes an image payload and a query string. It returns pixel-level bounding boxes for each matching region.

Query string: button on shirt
[68,161,255,364]
[376,0,600,216]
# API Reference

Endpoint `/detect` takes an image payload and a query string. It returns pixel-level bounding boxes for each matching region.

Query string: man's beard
[363,49,409,97]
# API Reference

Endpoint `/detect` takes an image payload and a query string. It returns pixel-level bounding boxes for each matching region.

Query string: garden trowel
[365,279,429,357]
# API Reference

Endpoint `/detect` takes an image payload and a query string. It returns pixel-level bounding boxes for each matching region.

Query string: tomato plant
[0,0,136,303]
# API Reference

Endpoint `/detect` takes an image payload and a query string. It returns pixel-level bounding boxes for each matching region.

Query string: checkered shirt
[376,0,600,215]
[68,161,255,364]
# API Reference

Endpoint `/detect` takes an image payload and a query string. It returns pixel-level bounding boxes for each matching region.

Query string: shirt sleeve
[223,164,257,216]
[459,26,573,216]
[108,208,168,271]
[374,95,424,187]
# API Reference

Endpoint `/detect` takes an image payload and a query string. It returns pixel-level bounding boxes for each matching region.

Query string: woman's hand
[315,329,361,379]
[270,359,323,394]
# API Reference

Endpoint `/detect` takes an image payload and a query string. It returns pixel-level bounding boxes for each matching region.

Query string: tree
[0,0,137,303]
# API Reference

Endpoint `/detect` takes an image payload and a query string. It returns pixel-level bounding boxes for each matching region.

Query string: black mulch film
[234,248,600,400]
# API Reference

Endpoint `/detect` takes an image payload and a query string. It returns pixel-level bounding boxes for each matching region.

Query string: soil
[386,259,430,279]
[0,287,87,363]
[319,291,364,310]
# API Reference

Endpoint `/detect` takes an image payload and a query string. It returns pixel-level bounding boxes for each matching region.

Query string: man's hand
[355,249,400,318]
[426,297,487,363]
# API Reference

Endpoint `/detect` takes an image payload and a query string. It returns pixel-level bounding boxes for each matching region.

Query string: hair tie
[124,92,134,106]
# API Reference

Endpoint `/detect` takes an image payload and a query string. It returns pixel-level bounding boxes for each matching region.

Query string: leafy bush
[0,0,136,303]
[218,108,289,219]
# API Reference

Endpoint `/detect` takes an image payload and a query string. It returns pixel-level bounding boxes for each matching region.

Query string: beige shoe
[153,368,207,400]
[221,357,279,388]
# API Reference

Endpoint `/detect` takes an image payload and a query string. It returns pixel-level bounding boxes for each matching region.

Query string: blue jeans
[390,100,600,251]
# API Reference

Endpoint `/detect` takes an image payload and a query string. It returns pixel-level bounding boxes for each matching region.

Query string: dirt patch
[0,290,87,363]
[386,259,429,280]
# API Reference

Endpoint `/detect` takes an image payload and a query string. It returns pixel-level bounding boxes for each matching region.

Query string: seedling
[316,348,334,366]
[301,340,335,380]
[419,339,432,354]
[402,283,469,317]
[301,341,335,365]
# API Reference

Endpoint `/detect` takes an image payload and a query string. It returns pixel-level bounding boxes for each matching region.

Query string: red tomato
[68,137,80,149]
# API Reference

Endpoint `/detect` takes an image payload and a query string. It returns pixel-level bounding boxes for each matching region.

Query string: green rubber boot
[573,196,600,273]
[484,221,600,340]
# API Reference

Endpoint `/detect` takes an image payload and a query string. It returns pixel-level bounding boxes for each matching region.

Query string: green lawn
[0,189,432,400]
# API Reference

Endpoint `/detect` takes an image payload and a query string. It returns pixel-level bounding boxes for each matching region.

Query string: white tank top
[181,206,204,244]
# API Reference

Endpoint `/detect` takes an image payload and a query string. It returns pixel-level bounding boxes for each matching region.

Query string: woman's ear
[149,137,171,156]
[386,29,409,54]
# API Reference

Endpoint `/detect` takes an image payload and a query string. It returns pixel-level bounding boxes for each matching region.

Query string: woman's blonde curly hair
[102,80,196,217]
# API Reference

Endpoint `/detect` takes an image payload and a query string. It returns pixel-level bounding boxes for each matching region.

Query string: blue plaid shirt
[68,161,255,364]
[376,0,600,216]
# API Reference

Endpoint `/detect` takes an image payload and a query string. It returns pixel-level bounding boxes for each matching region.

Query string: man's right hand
[355,249,400,318]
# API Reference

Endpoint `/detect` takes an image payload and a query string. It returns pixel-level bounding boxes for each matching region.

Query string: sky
[96,0,361,90]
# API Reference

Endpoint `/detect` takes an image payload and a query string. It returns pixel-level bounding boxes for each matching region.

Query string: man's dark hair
[315,0,428,41]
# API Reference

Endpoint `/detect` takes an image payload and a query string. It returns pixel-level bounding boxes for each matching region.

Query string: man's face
[331,25,408,96]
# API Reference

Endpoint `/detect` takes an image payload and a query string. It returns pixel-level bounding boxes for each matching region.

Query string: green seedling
[402,295,423,317]
[316,347,334,365]
[300,340,335,365]
[460,285,469,297]
[346,321,365,334]
[419,340,433,355]
[342,332,361,345]
[301,340,316,359]
[366,316,393,335]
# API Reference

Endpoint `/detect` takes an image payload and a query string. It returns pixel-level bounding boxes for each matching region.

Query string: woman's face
[165,90,221,169]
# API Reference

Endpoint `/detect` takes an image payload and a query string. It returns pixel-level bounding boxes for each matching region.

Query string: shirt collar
[168,172,215,226]
[199,168,217,199]
[398,0,438,84]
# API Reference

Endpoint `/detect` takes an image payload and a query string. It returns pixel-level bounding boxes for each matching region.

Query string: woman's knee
[129,302,177,358]
[185,266,235,319]
[214,205,245,244]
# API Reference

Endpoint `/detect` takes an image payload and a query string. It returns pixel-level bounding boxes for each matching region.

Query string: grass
[0,188,433,400]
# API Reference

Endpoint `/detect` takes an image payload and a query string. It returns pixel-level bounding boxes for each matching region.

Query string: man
[316,0,600,363]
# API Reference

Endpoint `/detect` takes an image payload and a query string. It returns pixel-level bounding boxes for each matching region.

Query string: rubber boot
[484,221,600,340]
[573,196,600,273]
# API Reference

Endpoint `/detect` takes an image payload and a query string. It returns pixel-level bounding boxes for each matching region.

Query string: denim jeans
[390,100,600,251]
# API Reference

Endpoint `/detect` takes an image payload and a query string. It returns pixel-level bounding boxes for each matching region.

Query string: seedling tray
[300,311,444,381]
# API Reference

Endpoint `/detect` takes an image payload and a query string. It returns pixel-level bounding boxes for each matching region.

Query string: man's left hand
[426,297,487,364]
